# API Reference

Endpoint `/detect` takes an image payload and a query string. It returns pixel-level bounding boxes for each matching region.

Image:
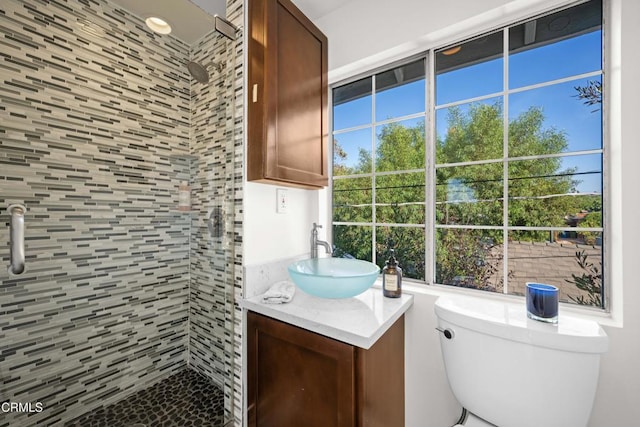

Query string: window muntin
[332,0,604,309]
[332,58,427,281]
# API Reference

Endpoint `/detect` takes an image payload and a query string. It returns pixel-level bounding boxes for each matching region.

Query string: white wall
[244,182,322,266]
[315,0,580,82]
[589,0,640,423]
[300,0,640,425]
[404,289,461,425]
[314,0,507,74]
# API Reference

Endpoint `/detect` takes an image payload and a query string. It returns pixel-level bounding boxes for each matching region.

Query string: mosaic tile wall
[224,0,245,424]
[188,0,244,421]
[0,0,244,425]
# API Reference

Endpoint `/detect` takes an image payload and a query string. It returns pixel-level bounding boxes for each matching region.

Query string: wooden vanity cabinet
[247,311,405,427]
[247,0,329,189]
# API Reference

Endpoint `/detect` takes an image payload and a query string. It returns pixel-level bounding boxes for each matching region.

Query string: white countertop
[241,286,413,349]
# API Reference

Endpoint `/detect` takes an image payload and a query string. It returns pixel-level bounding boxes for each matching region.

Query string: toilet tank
[434,295,608,427]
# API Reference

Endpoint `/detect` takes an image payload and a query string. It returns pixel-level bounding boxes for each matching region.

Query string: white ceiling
[109,0,220,44]
[110,0,351,45]
[291,0,351,21]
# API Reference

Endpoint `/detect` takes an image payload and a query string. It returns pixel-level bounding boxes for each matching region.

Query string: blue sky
[333,30,603,193]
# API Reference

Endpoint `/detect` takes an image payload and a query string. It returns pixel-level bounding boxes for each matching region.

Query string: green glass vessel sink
[287,258,380,299]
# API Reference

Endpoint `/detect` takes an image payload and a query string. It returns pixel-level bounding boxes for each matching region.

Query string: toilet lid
[434,295,608,353]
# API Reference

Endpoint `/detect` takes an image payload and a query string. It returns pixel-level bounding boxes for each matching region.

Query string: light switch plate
[276,188,288,214]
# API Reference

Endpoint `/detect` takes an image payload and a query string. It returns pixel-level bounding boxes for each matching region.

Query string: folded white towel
[262,280,296,304]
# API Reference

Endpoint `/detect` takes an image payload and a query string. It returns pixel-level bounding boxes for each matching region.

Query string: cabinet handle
[252,84,258,103]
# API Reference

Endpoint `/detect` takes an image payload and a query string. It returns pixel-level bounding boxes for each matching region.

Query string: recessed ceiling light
[145,16,172,34]
[442,46,462,56]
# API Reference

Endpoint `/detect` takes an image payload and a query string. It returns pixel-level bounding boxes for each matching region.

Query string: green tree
[333,122,426,278]
[433,103,578,287]
[333,103,585,286]
[436,104,577,233]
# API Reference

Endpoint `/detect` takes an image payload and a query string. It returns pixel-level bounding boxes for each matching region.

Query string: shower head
[187,16,238,84]
[187,61,210,84]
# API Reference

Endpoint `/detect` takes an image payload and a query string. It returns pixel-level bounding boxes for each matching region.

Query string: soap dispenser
[382,249,402,298]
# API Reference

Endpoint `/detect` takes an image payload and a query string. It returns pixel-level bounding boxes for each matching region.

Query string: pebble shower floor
[65,370,226,427]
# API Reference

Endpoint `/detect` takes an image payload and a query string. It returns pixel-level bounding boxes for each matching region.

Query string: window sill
[373,278,622,328]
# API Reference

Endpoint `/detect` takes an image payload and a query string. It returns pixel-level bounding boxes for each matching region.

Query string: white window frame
[327,0,621,324]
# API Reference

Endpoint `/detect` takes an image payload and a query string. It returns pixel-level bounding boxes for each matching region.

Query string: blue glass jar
[526,283,559,324]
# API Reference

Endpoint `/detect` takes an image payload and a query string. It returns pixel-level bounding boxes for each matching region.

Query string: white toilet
[434,295,608,427]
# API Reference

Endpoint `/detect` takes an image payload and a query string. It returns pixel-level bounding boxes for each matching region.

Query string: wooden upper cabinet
[248,0,329,189]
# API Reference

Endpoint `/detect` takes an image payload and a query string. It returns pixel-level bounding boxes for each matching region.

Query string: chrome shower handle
[8,204,26,275]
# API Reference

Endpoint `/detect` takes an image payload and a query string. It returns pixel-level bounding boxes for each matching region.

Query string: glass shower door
[188,19,240,426]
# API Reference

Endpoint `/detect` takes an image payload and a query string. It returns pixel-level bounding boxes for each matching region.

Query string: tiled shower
[0,0,243,425]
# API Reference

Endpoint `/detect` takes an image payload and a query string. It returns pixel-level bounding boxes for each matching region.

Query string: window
[333,60,427,279]
[332,0,605,308]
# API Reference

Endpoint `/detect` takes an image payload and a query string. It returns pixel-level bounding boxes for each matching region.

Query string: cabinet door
[247,312,355,427]
[248,0,329,188]
[356,316,405,427]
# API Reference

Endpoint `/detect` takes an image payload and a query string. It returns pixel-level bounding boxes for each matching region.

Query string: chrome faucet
[310,223,333,258]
